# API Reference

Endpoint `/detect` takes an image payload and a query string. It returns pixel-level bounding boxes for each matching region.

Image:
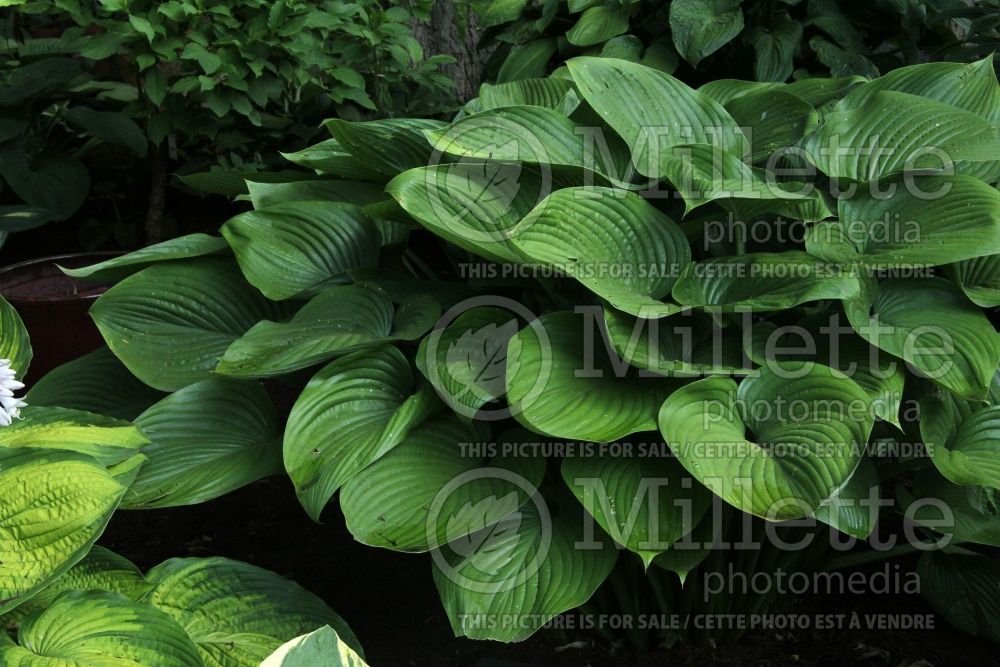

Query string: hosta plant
[23,54,1000,647]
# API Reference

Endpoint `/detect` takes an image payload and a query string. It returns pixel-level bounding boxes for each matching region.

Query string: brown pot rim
[0,251,123,303]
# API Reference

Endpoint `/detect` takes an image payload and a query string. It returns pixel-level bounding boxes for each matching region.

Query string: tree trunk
[414,2,488,103]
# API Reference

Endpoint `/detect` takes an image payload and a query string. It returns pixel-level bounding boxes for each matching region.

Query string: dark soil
[101,478,999,667]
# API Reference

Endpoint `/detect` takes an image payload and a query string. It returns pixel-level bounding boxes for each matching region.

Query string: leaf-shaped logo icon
[448,502,524,578]
[448,138,523,225]
[445,318,520,403]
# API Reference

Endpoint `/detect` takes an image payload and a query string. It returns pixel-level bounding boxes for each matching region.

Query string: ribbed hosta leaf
[90,258,292,391]
[749,14,801,82]
[143,557,360,667]
[123,378,280,508]
[387,163,536,263]
[567,57,747,163]
[0,294,30,380]
[284,346,441,522]
[919,550,1000,644]
[806,175,1000,266]
[416,307,519,418]
[698,79,779,105]
[1,546,150,628]
[566,4,629,46]
[262,626,368,667]
[216,285,438,378]
[903,468,1000,547]
[669,0,743,68]
[844,278,1000,400]
[506,311,682,442]
[803,92,1000,181]
[323,118,446,177]
[1,590,202,667]
[26,346,166,420]
[812,455,879,539]
[658,363,874,520]
[245,179,384,210]
[562,452,711,567]
[671,252,864,311]
[425,106,631,185]
[724,90,817,163]
[508,187,690,317]
[602,307,752,377]
[60,233,229,282]
[477,78,577,112]
[0,449,140,614]
[221,201,380,300]
[432,496,617,642]
[340,419,544,551]
[921,397,1000,491]
[279,139,383,181]
[949,254,1000,308]
[0,406,149,465]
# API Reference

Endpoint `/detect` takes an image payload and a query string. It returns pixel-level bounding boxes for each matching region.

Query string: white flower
[0,359,26,427]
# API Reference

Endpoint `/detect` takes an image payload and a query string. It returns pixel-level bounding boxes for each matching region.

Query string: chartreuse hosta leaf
[26,346,166,420]
[143,557,361,666]
[844,278,1000,401]
[60,233,230,282]
[221,201,380,300]
[0,448,142,614]
[340,419,545,551]
[919,550,1000,644]
[284,345,441,522]
[803,91,1000,181]
[123,378,281,508]
[432,493,617,642]
[0,406,149,465]
[262,626,368,667]
[0,294,30,380]
[417,307,520,418]
[90,257,293,392]
[746,314,906,428]
[949,255,1000,308]
[387,162,538,263]
[658,362,874,520]
[806,175,1000,266]
[424,106,632,186]
[508,187,690,317]
[1,546,150,628]
[506,311,683,442]
[0,590,203,667]
[562,452,711,567]
[671,251,864,312]
[323,117,446,177]
[812,455,879,539]
[602,307,752,377]
[216,285,438,378]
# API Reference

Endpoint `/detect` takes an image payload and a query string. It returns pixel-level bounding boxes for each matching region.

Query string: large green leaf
[0,406,149,465]
[279,139,384,181]
[143,557,360,667]
[1,590,202,666]
[807,175,1000,266]
[221,201,380,300]
[323,118,446,177]
[477,78,577,112]
[506,311,681,442]
[921,395,1000,491]
[803,91,1000,181]
[844,278,1000,400]
[123,378,280,508]
[724,90,818,163]
[60,234,230,283]
[902,468,1000,547]
[566,5,629,46]
[0,449,141,614]
[0,294,31,380]
[340,419,544,551]
[262,626,368,667]
[812,455,879,539]
[216,285,438,378]
[562,452,711,567]
[918,550,1000,644]
[90,258,291,391]
[949,255,1000,308]
[26,346,166,420]
[284,345,440,522]
[432,496,617,642]
[671,252,864,311]
[749,14,801,82]
[508,187,690,317]
[669,0,744,68]
[244,179,385,210]
[658,362,874,519]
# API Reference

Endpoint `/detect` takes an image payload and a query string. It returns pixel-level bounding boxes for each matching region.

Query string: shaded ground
[101,478,998,667]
